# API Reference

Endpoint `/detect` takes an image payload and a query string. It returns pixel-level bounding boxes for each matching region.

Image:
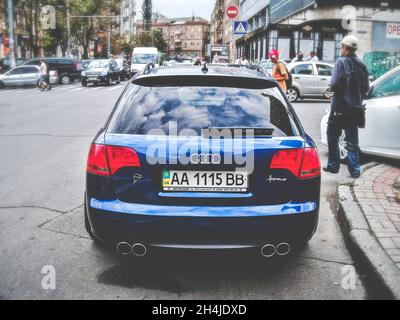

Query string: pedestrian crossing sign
[234,21,249,35]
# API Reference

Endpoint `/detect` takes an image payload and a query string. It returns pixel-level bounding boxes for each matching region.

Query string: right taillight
[299,148,320,180]
[270,148,320,180]
[86,144,140,176]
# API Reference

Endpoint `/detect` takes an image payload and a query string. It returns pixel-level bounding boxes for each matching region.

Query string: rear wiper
[202,127,274,138]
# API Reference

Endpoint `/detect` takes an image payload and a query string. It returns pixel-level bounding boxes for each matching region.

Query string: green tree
[151,29,166,53]
[142,0,153,32]
[136,32,152,47]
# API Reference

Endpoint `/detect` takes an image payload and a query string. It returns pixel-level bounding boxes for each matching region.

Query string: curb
[337,162,400,300]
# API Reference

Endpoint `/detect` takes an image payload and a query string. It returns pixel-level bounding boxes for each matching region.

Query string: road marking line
[106,85,123,91]
[70,87,84,92]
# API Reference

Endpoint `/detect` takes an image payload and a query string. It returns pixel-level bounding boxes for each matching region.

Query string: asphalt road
[0,82,369,299]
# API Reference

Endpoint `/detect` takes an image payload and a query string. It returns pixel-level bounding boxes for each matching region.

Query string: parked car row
[0,57,133,89]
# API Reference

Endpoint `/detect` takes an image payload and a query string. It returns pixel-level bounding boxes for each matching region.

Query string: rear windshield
[108,86,300,137]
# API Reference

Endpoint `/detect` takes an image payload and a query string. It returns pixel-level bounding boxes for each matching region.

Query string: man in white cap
[323,34,369,178]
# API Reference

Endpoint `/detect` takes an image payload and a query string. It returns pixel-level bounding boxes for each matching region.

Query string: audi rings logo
[190,153,221,165]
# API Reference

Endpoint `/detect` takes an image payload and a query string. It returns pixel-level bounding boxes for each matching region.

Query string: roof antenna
[201,62,208,74]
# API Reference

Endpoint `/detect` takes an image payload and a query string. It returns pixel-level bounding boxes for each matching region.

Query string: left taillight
[86,144,140,176]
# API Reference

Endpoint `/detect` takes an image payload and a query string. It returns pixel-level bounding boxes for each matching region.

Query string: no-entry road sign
[227,5,239,20]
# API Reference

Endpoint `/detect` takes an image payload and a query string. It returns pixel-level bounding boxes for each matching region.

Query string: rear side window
[108,86,299,137]
[21,67,38,74]
[292,64,313,75]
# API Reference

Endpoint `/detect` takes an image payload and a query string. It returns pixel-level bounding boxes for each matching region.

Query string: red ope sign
[227,5,239,20]
[387,22,400,39]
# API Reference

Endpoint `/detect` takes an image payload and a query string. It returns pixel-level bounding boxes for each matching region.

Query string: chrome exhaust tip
[261,244,276,258]
[276,242,291,256]
[131,243,147,257]
[116,242,132,255]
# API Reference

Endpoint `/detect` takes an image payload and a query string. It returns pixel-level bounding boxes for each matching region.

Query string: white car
[321,66,400,161]
[0,65,58,88]
[286,61,335,102]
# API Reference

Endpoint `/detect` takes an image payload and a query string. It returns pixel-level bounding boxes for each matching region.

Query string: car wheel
[0,81,5,89]
[107,77,112,86]
[81,81,87,87]
[339,132,348,161]
[60,74,71,85]
[287,87,299,103]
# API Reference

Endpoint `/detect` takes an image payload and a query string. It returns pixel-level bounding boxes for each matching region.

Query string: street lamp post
[67,0,71,57]
[7,0,16,68]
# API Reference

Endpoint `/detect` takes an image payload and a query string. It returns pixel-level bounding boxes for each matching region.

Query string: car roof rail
[142,62,156,75]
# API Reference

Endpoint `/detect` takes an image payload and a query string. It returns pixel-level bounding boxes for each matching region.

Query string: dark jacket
[330,54,369,112]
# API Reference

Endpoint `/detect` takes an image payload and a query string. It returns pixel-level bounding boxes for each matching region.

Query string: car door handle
[294,77,300,80]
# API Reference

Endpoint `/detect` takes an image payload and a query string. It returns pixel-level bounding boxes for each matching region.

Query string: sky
[136,0,215,20]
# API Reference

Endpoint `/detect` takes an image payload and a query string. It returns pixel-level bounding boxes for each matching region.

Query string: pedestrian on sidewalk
[292,51,304,63]
[269,49,288,92]
[308,51,319,62]
[235,53,250,66]
[39,59,51,91]
[324,35,370,178]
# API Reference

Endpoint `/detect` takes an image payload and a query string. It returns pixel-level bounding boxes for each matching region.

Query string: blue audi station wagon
[84,64,321,258]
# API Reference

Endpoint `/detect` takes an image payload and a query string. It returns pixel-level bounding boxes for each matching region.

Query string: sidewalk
[338,162,400,299]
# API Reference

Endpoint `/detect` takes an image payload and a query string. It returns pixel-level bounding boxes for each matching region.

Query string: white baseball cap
[341,35,359,50]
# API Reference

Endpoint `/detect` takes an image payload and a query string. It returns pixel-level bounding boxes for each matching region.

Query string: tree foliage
[142,0,153,32]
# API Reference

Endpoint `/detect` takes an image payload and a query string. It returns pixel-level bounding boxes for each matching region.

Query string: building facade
[211,0,226,46]
[136,16,210,58]
[120,0,136,42]
[235,0,400,62]
[223,0,240,62]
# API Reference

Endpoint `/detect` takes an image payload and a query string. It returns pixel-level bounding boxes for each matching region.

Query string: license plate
[162,170,248,192]
[88,77,98,81]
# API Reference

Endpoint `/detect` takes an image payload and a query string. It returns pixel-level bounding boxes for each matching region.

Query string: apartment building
[137,16,210,58]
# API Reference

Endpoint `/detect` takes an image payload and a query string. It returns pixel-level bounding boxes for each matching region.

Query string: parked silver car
[0,65,58,88]
[321,65,400,161]
[286,61,335,102]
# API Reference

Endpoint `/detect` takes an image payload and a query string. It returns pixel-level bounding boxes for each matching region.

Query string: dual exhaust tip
[261,243,291,258]
[116,242,147,257]
[117,242,290,258]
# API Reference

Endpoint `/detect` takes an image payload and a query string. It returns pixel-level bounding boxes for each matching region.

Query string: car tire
[107,76,112,86]
[60,74,71,85]
[0,81,5,89]
[287,87,300,103]
[81,81,87,87]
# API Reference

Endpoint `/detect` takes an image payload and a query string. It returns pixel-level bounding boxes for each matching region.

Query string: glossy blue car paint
[85,65,321,250]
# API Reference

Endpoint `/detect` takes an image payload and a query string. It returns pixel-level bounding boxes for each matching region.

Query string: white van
[131,47,159,76]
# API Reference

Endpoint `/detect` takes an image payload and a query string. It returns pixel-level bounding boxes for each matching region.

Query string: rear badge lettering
[132,174,143,184]
[266,175,287,183]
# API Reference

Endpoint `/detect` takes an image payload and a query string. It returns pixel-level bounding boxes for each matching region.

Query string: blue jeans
[327,112,360,177]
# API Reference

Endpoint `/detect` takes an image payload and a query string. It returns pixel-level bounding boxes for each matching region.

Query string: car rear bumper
[86,197,319,248]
